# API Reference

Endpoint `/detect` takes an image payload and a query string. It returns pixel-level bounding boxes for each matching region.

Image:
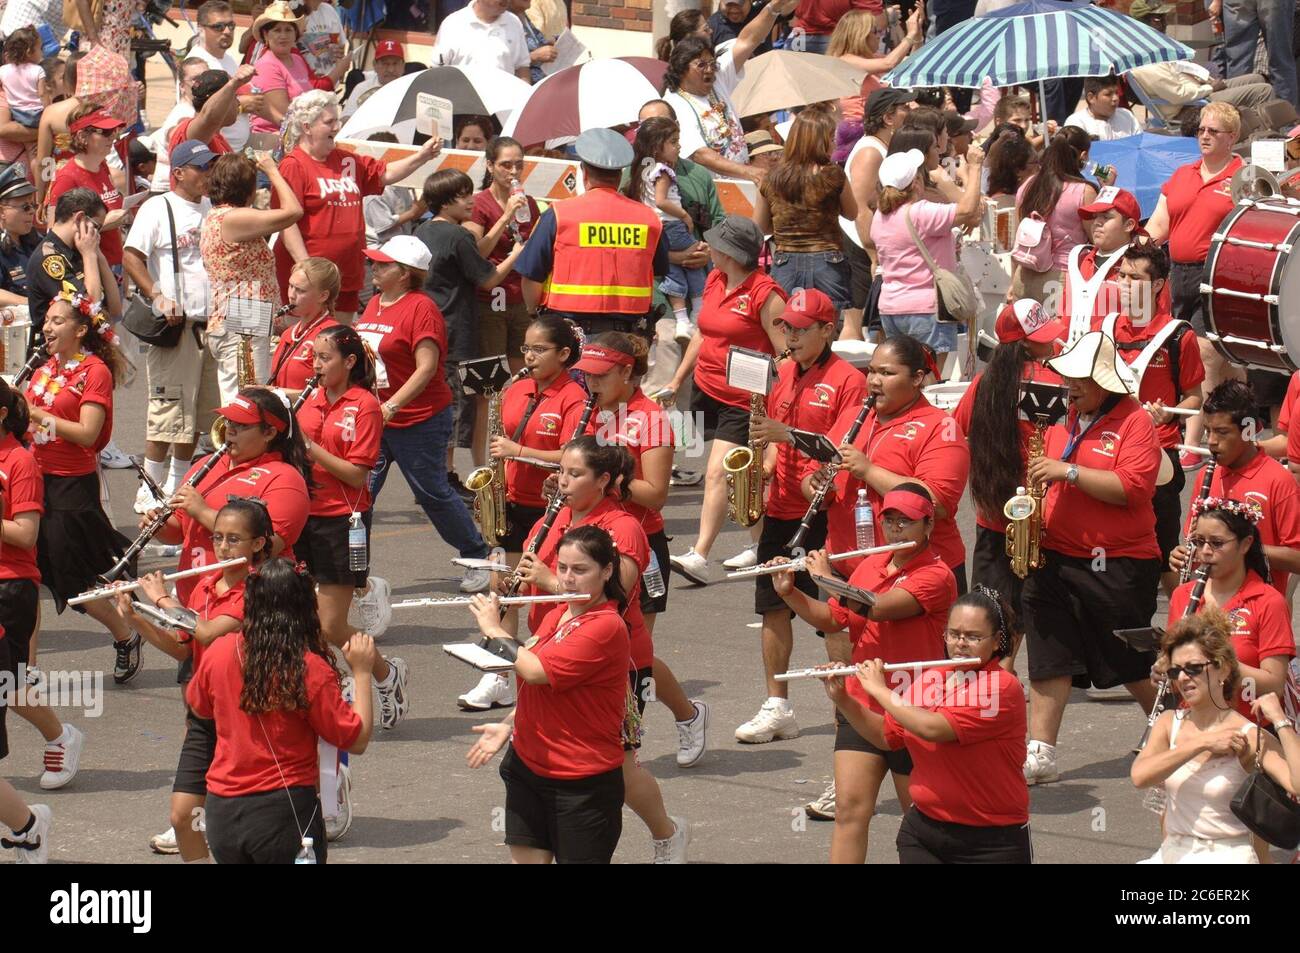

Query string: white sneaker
[674,315,696,340]
[98,440,133,469]
[805,780,836,820]
[133,481,162,515]
[669,547,710,585]
[377,656,410,730]
[1023,740,1059,785]
[325,763,353,842]
[149,826,179,855]
[8,804,51,864]
[458,672,516,711]
[356,576,392,638]
[675,700,708,767]
[722,545,759,571]
[652,816,690,864]
[460,567,492,593]
[735,699,799,743]
[40,725,84,790]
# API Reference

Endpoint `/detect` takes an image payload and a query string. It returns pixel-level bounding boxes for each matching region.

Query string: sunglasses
[204,20,237,30]
[1167,661,1211,680]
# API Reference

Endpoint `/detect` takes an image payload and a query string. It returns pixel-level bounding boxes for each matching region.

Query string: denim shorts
[659,218,707,303]
[880,312,959,352]
[771,249,851,313]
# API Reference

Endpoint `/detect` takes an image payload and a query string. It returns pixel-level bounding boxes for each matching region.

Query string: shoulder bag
[122,197,186,348]
[904,207,979,325]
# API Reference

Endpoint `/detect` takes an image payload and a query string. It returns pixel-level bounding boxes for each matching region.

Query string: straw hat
[252,1,305,37]
[1046,331,1136,395]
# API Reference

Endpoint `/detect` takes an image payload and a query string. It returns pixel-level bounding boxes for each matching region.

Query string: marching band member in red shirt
[465,527,633,864]
[269,257,340,395]
[1169,380,1300,595]
[736,289,867,745]
[825,585,1032,864]
[24,293,139,683]
[577,332,708,768]
[1021,331,1164,785]
[1056,187,1144,333]
[775,485,957,863]
[187,557,375,864]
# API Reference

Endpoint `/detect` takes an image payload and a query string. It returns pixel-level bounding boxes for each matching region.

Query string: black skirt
[36,472,131,613]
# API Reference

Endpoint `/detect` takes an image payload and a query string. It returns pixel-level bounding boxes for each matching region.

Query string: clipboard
[726,345,775,396]
[789,429,841,464]
[810,573,877,610]
[458,355,512,396]
[442,637,519,673]
[1113,626,1164,654]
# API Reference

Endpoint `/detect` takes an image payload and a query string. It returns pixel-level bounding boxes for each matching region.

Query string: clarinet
[1137,563,1210,750]
[102,375,322,582]
[1178,457,1217,584]
[12,348,46,388]
[789,394,876,550]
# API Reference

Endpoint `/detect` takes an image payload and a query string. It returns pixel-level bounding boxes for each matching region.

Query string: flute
[68,558,248,606]
[776,656,983,682]
[512,456,561,471]
[1176,443,1212,457]
[1144,403,1199,417]
[789,394,877,550]
[718,541,916,583]
[391,592,590,610]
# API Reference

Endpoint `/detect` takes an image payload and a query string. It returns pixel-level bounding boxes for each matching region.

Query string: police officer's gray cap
[0,163,37,201]
[575,128,634,171]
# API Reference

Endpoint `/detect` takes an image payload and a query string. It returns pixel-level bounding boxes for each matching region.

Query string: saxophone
[466,383,514,548]
[723,392,766,527]
[237,334,257,386]
[1004,414,1050,579]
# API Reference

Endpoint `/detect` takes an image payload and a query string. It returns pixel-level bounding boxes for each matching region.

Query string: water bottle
[1085,161,1113,182]
[295,837,317,864]
[347,513,367,572]
[854,489,874,549]
[510,178,531,225]
[643,550,666,600]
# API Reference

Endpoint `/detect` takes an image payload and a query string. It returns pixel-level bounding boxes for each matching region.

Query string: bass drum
[1202,199,1300,372]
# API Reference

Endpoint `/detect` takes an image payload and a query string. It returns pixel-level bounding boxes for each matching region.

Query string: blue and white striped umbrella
[883,0,1193,89]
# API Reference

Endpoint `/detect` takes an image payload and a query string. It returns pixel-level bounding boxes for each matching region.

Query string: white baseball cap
[363,235,432,271]
[879,149,926,191]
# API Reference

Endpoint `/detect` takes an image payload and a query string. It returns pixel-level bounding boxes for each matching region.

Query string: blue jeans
[793,32,832,53]
[659,218,707,303]
[771,249,852,312]
[1224,0,1298,107]
[368,406,489,559]
[881,312,959,353]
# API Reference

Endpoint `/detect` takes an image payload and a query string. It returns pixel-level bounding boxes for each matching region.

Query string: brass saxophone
[1004,414,1050,579]
[466,368,532,547]
[237,334,257,386]
[723,392,766,527]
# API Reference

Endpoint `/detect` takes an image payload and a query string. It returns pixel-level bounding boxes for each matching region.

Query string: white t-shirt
[188,45,252,152]
[1063,107,1142,141]
[663,48,748,165]
[148,101,196,192]
[301,2,345,76]
[342,72,382,119]
[432,7,531,74]
[124,193,212,317]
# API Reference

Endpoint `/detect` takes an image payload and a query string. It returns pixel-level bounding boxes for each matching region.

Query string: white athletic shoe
[722,545,759,571]
[98,440,133,469]
[1023,740,1060,785]
[149,826,179,855]
[652,817,690,864]
[458,672,516,711]
[134,481,161,515]
[669,548,710,585]
[356,576,393,638]
[805,780,836,821]
[325,763,353,842]
[734,700,799,743]
[9,804,51,864]
[674,315,696,341]
[377,657,410,730]
[40,725,84,790]
[675,700,708,767]
[460,567,492,593]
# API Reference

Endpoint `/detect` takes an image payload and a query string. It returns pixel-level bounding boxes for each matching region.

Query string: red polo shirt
[501,373,589,509]
[796,0,882,34]
[1186,448,1300,594]
[269,314,339,391]
[1103,312,1204,448]
[766,349,867,521]
[1277,371,1300,466]
[693,269,786,409]
[511,601,631,780]
[1041,396,1162,559]
[882,660,1029,827]
[0,432,43,583]
[1160,156,1242,263]
[296,383,384,518]
[829,547,954,712]
[25,353,113,478]
[584,388,674,536]
[185,572,246,675]
[828,396,969,575]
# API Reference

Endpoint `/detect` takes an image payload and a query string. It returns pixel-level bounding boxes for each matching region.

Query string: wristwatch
[383,402,399,416]
[1276,718,1295,733]
[1065,464,1079,485]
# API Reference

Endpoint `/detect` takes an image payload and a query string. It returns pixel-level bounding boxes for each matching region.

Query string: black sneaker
[113,633,143,685]
[670,467,703,487]
[448,471,475,504]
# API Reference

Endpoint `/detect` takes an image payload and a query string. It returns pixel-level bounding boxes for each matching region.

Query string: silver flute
[776,656,983,682]
[390,592,591,610]
[68,558,248,606]
[719,541,916,582]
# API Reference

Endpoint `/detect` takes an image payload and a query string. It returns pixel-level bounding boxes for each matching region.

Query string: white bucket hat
[1046,331,1137,395]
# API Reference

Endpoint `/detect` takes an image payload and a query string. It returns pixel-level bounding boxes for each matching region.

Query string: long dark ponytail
[0,376,30,443]
[317,324,376,392]
[968,341,1031,524]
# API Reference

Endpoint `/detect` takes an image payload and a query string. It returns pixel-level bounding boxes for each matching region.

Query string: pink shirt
[251,50,315,133]
[1016,178,1089,270]
[869,199,957,315]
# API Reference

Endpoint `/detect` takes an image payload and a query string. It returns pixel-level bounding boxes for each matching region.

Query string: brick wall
[572,0,654,31]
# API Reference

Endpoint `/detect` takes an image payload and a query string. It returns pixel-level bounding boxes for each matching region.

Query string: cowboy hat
[252,1,305,37]
[1046,331,1136,395]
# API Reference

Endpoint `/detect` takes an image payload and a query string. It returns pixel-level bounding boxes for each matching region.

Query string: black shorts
[638,530,671,616]
[1021,550,1160,689]
[1248,367,1290,414]
[1170,260,1207,336]
[844,237,873,311]
[896,807,1032,864]
[0,579,39,669]
[970,526,1026,619]
[499,745,624,863]
[499,501,548,554]
[173,708,217,796]
[624,665,653,751]
[834,710,913,774]
[755,513,827,615]
[1153,448,1186,565]
[297,513,370,588]
[204,785,329,864]
[689,385,750,446]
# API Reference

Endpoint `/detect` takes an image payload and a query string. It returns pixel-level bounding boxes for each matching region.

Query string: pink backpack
[1011,211,1054,272]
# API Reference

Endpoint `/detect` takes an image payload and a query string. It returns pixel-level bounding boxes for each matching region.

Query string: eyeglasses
[690,59,718,71]
[520,344,557,356]
[1167,661,1211,680]
[944,629,993,645]
[880,516,920,530]
[211,533,247,545]
[1196,126,1231,137]
[203,20,237,30]
[2,202,35,212]
[1188,535,1233,551]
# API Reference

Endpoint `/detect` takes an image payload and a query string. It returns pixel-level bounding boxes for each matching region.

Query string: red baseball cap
[375,39,404,60]
[214,395,288,432]
[1078,186,1141,224]
[574,344,634,375]
[995,298,1066,345]
[777,288,836,329]
[69,110,125,134]
[881,488,934,520]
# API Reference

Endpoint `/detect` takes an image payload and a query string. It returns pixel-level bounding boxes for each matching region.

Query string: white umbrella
[340,65,532,143]
[501,57,667,146]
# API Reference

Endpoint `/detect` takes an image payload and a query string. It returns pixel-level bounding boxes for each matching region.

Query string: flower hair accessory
[56,289,121,347]
[1191,495,1264,525]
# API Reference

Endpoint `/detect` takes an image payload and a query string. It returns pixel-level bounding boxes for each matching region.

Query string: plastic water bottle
[295,837,317,864]
[643,550,666,600]
[854,489,874,549]
[511,178,531,225]
[347,513,367,572]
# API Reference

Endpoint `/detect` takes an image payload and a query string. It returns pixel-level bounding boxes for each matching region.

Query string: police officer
[518,127,670,340]
[0,163,40,311]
